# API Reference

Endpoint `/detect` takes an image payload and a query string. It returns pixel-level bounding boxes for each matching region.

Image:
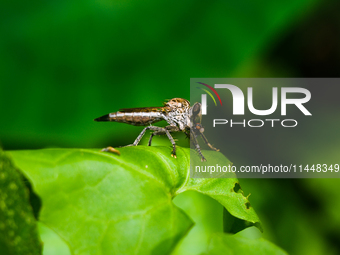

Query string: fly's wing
[118,107,163,112]
[94,106,169,126]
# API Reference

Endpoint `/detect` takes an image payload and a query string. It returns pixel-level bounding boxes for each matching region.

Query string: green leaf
[205,233,288,255]
[171,191,225,255]
[187,150,261,233]
[38,222,71,255]
[7,146,261,254]
[0,150,42,255]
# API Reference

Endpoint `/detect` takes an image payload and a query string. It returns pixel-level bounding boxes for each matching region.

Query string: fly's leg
[147,126,179,158]
[148,131,161,146]
[199,132,219,151]
[190,129,206,162]
[164,126,180,158]
[131,126,164,146]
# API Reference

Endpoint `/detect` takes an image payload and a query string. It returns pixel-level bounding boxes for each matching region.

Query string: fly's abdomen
[94,111,163,126]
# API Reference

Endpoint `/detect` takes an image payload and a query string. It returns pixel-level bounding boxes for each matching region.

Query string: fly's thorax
[164,98,190,109]
[163,112,190,130]
[162,98,191,130]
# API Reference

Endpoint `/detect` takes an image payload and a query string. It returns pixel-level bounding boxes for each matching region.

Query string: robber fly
[94,98,218,161]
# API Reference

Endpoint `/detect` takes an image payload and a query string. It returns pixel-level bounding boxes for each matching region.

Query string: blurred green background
[1,0,340,254]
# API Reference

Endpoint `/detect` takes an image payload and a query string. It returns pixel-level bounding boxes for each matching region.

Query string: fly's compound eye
[192,103,201,116]
[192,102,202,124]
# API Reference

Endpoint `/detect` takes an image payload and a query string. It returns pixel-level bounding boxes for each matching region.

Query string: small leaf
[38,222,71,255]
[187,150,261,232]
[8,146,261,254]
[0,150,42,255]
[206,233,288,255]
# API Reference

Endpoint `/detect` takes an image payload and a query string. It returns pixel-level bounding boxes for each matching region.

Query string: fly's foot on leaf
[208,143,219,151]
[101,146,121,155]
